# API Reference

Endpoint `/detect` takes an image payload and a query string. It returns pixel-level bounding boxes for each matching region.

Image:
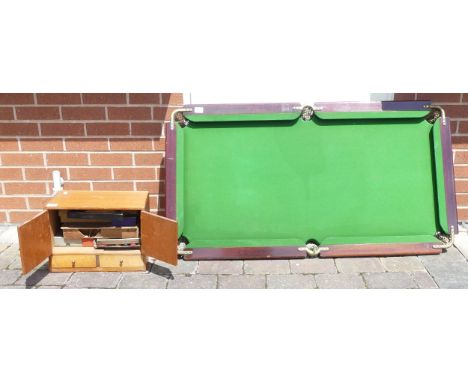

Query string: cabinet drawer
[51,254,97,268]
[99,254,144,269]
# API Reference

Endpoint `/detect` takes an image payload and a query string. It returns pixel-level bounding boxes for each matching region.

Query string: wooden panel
[46,191,149,210]
[52,247,141,255]
[18,210,52,274]
[50,254,97,268]
[141,211,178,265]
[99,254,146,269]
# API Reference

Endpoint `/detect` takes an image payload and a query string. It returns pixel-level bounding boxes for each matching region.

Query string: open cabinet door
[18,211,52,274]
[141,211,178,266]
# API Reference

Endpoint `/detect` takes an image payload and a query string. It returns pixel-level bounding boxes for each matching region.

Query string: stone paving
[1,225,468,289]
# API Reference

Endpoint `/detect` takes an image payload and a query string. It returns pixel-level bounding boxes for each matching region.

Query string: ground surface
[1,225,468,289]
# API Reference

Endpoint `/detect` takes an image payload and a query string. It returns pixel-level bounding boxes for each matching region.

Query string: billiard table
[165,101,457,260]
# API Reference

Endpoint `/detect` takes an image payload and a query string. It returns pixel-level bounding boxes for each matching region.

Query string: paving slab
[15,271,72,287]
[413,271,438,289]
[421,247,466,265]
[244,260,290,275]
[432,273,468,289]
[422,260,468,278]
[363,272,417,289]
[151,260,198,276]
[0,226,18,244]
[454,234,468,260]
[290,258,337,274]
[0,244,10,253]
[65,272,122,289]
[197,260,243,275]
[218,275,265,289]
[0,270,22,286]
[315,273,365,289]
[381,256,425,272]
[0,256,15,270]
[335,258,384,274]
[167,274,217,289]
[118,273,167,289]
[267,274,316,289]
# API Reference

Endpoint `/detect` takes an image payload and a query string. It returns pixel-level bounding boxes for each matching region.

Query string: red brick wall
[0,93,183,224]
[395,93,468,220]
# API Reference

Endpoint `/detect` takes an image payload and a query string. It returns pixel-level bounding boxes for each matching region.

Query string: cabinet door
[18,210,52,274]
[141,211,178,266]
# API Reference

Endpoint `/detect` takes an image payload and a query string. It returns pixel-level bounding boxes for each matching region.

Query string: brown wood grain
[46,190,149,210]
[320,243,442,258]
[18,210,53,274]
[141,211,178,265]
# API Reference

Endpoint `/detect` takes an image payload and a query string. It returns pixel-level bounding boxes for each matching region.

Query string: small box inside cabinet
[18,191,178,274]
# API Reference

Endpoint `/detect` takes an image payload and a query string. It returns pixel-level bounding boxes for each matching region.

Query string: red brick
[416,93,461,102]
[108,107,151,120]
[46,153,88,166]
[89,153,132,166]
[0,139,19,151]
[156,167,165,179]
[24,168,67,181]
[0,168,23,180]
[86,122,130,136]
[455,151,468,164]
[455,180,468,193]
[63,182,91,191]
[93,182,134,191]
[451,120,458,134]
[154,138,166,150]
[82,94,127,104]
[131,122,163,136]
[113,167,155,180]
[1,153,44,166]
[129,94,160,104]
[149,195,165,211]
[9,211,43,224]
[457,208,468,220]
[41,123,85,136]
[0,211,6,223]
[0,94,34,105]
[462,94,468,102]
[454,166,468,178]
[37,93,81,104]
[65,138,108,151]
[69,167,112,180]
[0,196,27,209]
[456,193,468,206]
[4,182,47,195]
[16,106,60,120]
[135,181,163,194]
[457,121,468,135]
[109,138,152,151]
[0,123,39,136]
[161,93,183,105]
[153,106,175,121]
[62,107,106,120]
[452,136,468,150]
[134,153,164,165]
[443,105,468,119]
[21,138,63,151]
[0,107,14,119]
[393,93,416,101]
[27,196,50,209]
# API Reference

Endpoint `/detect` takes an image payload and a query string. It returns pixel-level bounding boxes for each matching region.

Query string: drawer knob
[120,259,124,267]
[72,260,76,267]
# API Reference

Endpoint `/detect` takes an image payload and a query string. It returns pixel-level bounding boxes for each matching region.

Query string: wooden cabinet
[18,191,178,275]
